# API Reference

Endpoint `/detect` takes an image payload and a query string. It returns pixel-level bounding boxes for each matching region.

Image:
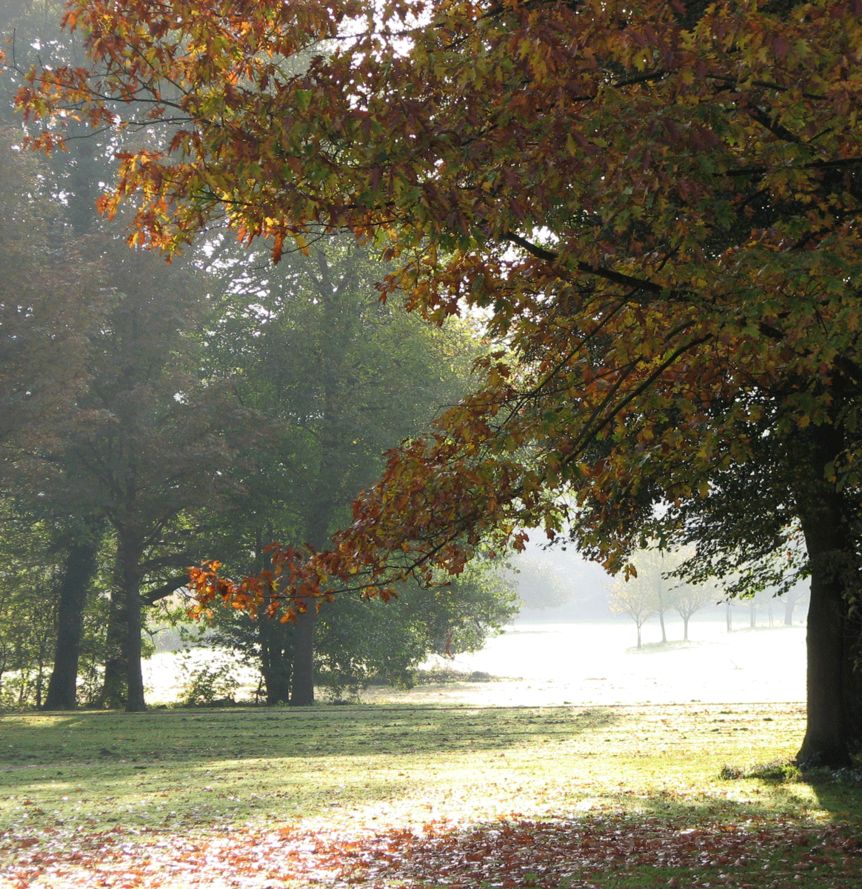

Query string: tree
[610,573,656,651]
[0,0,111,710]
[0,123,95,460]
[0,505,59,708]
[198,238,500,704]
[68,249,238,711]
[671,580,714,643]
[610,547,713,646]
[782,582,810,627]
[18,1,862,765]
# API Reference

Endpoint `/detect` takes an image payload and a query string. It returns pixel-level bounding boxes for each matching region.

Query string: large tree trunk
[117,530,146,712]
[258,605,292,704]
[287,250,355,706]
[99,529,146,711]
[44,534,101,710]
[289,607,317,706]
[795,432,857,768]
[253,529,295,705]
[289,506,327,707]
[100,586,128,708]
[289,492,337,706]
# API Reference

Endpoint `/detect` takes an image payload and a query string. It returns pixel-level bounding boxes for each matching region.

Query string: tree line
[0,2,516,711]
[8,0,862,769]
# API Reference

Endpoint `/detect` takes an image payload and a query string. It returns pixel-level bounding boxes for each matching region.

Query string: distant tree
[503,554,570,613]
[783,583,810,627]
[659,546,716,642]
[671,580,715,642]
[610,553,662,650]
[612,548,714,645]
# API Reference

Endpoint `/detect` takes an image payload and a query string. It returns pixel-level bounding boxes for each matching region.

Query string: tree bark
[99,528,146,711]
[795,430,857,767]
[44,534,101,710]
[117,529,146,712]
[290,493,335,706]
[289,606,317,706]
[258,607,292,704]
[100,586,128,708]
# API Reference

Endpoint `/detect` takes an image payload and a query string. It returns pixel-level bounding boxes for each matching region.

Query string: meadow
[2,701,861,888]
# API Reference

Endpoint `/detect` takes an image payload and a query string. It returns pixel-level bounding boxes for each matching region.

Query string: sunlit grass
[3,701,855,845]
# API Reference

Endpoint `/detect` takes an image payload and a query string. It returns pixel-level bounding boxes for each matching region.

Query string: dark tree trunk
[264,649,292,705]
[289,495,333,706]
[100,585,128,708]
[98,529,146,711]
[258,608,292,705]
[44,536,101,710]
[118,530,146,712]
[795,430,857,768]
[290,607,317,706]
[253,529,294,705]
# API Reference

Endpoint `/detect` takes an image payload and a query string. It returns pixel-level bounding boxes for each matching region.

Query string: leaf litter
[3,814,862,888]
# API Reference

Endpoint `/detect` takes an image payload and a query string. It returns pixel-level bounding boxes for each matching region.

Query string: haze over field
[145,614,807,709]
[380,543,809,708]
[417,619,806,707]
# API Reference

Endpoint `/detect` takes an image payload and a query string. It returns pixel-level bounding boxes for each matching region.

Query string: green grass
[1,702,860,887]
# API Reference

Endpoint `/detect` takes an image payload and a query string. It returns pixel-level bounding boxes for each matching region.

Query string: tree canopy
[13,0,862,763]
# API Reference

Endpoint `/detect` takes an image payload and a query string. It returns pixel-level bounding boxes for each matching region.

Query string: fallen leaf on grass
[2,816,861,888]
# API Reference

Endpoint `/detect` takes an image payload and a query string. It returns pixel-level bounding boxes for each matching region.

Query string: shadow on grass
[805,767,862,827]
[330,797,862,889]
[0,704,617,762]
[0,705,620,836]
[4,788,861,889]
[714,756,862,829]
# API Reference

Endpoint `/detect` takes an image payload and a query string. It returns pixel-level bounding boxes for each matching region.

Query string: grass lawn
[1,702,860,887]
